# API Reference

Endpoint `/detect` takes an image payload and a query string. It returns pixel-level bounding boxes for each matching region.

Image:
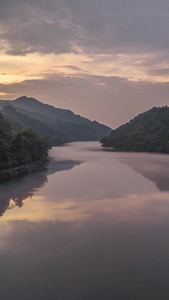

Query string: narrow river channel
[1,141,169,299]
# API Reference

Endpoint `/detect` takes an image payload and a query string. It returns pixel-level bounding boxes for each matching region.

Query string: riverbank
[0,159,48,182]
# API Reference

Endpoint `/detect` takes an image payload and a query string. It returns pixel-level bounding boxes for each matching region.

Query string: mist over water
[1,142,169,299]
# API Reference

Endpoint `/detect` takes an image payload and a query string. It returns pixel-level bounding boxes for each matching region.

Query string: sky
[1,0,169,128]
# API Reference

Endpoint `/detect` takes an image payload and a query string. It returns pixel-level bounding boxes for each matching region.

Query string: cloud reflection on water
[1,143,169,299]
[1,142,169,225]
[0,159,82,218]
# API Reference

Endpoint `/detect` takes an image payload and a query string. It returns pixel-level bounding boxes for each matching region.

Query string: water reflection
[0,159,82,217]
[2,143,169,223]
[1,143,169,299]
[118,153,169,191]
[1,212,169,299]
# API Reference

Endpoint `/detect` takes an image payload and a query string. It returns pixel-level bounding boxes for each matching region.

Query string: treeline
[101,106,169,153]
[0,112,48,171]
[2,105,63,146]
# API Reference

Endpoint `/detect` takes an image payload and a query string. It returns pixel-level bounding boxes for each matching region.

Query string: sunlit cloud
[1,0,169,126]
[1,50,169,85]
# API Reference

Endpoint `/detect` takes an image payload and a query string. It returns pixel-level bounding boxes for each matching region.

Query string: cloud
[147,68,169,77]
[1,73,169,128]
[53,65,87,72]
[1,0,169,57]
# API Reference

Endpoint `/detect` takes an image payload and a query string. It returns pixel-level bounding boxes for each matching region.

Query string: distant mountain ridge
[101,106,169,154]
[0,96,111,144]
[12,96,89,124]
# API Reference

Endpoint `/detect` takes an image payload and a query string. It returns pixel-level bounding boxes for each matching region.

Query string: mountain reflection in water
[0,159,82,217]
[1,142,169,300]
[118,152,169,191]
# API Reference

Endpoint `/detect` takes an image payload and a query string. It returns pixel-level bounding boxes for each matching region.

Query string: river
[1,141,169,299]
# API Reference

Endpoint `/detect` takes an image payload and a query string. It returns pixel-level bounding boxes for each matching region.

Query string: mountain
[12,96,89,124]
[1,105,66,145]
[101,106,169,153]
[0,96,111,143]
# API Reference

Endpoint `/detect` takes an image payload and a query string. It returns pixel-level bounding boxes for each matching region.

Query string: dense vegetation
[2,105,62,146]
[0,96,111,181]
[101,106,169,153]
[0,112,48,171]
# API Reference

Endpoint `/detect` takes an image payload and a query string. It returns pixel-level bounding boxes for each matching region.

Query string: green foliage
[13,128,48,165]
[0,113,14,169]
[101,106,169,154]
[0,113,48,171]
[2,105,57,145]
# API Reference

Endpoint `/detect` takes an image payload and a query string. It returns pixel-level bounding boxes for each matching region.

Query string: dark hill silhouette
[2,105,66,145]
[101,106,169,154]
[0,96,111,143]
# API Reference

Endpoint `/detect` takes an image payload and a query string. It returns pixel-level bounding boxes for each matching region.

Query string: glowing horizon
[1,0,169,127]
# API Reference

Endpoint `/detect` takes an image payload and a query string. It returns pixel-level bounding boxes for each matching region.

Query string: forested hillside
[101,106,169,153]
[2,105,62,145]
[0,113,48,171]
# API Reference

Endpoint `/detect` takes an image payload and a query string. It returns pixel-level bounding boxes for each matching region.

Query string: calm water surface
[1,142,169,299]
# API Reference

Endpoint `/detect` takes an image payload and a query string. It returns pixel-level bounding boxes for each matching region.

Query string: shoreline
[0,159,48,183]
